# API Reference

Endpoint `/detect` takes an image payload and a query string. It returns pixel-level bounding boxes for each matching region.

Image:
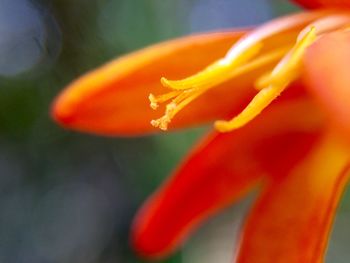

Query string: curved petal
[303,31,350,141]
[131,98,323,259]
[292,0,350,8]
[236,132,350,263]
[52,30,254,136]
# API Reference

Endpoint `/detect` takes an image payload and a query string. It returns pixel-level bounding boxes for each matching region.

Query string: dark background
[0,0,349,262]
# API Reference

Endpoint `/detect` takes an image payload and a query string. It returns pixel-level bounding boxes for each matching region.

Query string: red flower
[52,1,350,262]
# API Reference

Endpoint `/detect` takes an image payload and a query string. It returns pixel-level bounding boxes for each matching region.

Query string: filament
[149,10,350,132]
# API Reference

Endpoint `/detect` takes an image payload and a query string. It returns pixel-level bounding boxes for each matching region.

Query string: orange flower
[52,1,350,262]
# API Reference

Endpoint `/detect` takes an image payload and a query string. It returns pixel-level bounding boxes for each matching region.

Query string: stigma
[150,9,350,132]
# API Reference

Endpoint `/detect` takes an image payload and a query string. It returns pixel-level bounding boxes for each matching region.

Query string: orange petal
[52,30,252,136]
[237,132,350,263]
[303,31,350,141]
[292,0,350,8]
[131,98,323,259]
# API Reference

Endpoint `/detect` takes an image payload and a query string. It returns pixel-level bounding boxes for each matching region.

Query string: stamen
[150,46,291,130]
[215,27,317,133]
[256,26,316,89]
[150,10,350,132]
[161,42,263,91]
[254,14,350,91]
[149,91,181,109]
[150,90,203,130]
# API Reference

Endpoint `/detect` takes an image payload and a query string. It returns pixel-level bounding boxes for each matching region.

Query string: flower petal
[292,0,350,8]
[52,31,253,136]
[303,31,350,140]
[131,98,323,259]
[236,132,350,263]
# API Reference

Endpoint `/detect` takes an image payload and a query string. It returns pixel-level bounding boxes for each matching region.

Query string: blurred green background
[0,0,349,262]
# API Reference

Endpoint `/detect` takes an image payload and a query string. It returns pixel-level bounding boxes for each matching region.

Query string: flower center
[150,9,350,132]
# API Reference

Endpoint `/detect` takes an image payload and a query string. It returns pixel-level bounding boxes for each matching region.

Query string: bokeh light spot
[0,0,61,77]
